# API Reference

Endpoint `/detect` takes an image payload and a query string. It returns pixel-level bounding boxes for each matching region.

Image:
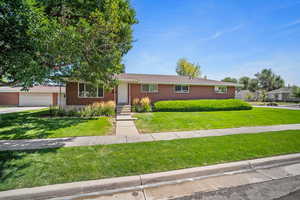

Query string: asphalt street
[171,175,300,200]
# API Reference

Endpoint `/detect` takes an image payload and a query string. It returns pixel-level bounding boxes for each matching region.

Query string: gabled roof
[116,73,241,87]
[268,87,293,94]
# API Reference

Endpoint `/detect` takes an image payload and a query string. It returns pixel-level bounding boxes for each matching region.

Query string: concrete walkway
[116,121,139,136]
[115,114,139,136]
[1,123,300,151]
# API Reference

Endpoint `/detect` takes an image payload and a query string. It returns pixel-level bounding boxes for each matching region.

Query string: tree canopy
[255,69,285,91]
[224,69,285,92]
[239,76,250,90]
[221,77,238,83]
[0,0,137,88]
[248,78,259,92]
[176,58,201,78]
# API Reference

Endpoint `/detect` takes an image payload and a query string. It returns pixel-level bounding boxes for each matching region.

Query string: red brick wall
[66,82,236,105]
[130,84,235,104]
[66,82,115,105]
[0,92,19,105]
[52,93,58,106]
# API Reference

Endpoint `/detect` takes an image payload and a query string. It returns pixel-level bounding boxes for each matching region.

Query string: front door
[118,82,128,104]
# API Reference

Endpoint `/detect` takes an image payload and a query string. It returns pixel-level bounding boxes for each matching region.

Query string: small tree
[176,58,201,78]
[259,90,268,102]
[292,86,300,98]
[245,92,253,101]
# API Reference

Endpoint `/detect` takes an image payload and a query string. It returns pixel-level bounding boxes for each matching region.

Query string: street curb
[1,153,300,200]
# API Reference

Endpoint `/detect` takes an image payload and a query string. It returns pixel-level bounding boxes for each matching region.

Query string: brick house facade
[66,73,239,105]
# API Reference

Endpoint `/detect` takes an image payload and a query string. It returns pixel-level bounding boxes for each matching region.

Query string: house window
[175,85,189,93]
[215,86,228,94]
[78,83,104,98]
[141,84,158,93]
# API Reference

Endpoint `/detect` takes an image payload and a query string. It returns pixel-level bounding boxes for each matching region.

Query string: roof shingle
[116,73,241,87]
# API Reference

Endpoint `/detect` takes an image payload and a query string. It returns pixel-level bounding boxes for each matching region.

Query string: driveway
[0,107,47,114]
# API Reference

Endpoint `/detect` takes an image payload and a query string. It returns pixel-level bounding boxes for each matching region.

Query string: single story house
[66,73,240,106]
[268,87,299,102]
[0,86,66,106]
[235,90,254,101]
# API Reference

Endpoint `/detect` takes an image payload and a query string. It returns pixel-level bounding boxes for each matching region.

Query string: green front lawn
[0,110,113,140]
[134,107,300,133]
[1,130,300,191]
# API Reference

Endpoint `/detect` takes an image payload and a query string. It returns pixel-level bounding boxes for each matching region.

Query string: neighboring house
[66,73,240,106]
[268,87,299,102]
[0,86,66,106]
[235,90,255,101]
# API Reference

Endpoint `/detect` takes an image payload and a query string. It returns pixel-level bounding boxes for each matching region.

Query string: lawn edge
[1,153,300,200]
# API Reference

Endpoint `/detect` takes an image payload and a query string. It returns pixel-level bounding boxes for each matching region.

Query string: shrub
[132,97,152,112]
[154,99,252,112]
[245,92,253,101]
[67,109,80,117]
[267,102,278,106]
[80,101,115,117]
[80,105,93,117]
[49,106,68,117]
[103,101,116,116]
[132,98,140,112]
[140,97,152,112]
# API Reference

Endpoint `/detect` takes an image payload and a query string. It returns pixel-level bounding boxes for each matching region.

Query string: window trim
[174,85,190,93]
[78,83,104,98]
[214,86,228,94]
[140,84,158,93]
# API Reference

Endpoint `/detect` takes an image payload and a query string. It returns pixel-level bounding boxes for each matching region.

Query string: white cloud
[202,24,243,41]
[281,19,300,28]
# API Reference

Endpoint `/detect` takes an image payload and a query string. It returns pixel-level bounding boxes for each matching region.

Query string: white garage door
[19,93,52,106]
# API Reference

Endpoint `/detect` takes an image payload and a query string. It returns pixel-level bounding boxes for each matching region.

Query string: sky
[123,0,300,85]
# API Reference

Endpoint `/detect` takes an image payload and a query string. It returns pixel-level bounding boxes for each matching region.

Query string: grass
[134,107,300,133]
[153,99,252,112]
[1,130,300,191]
[0,109,113,140]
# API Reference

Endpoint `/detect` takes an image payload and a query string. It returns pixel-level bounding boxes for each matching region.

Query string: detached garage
[0,86,65,107]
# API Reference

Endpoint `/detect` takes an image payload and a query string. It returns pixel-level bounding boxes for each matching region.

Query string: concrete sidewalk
[1,124,300,151]
[254,105,300,110]
[1,153,300,200]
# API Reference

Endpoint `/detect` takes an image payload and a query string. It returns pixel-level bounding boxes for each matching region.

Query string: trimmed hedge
[153,99,252,112]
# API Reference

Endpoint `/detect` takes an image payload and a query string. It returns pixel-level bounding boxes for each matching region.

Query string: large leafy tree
[255,69,285,91]
[221,77,238,83]
[176,58,201,78]
[248,78,259,92]
[239,76,250,90]
[0,0,137,88]
[0,0,51,88]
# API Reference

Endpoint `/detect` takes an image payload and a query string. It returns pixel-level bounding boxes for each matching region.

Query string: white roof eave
[120,80,240,87]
